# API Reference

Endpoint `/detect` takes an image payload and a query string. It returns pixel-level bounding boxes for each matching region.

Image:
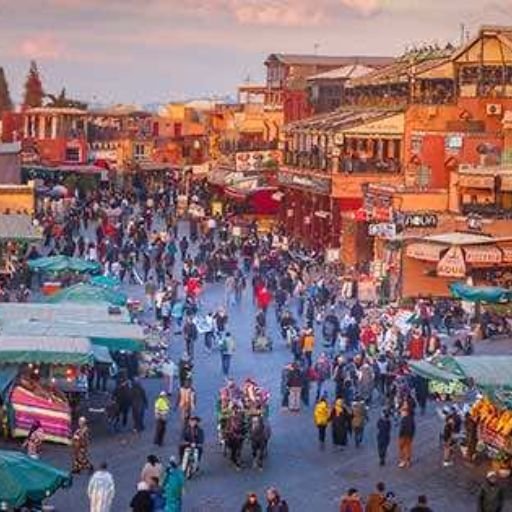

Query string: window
[65,146,80,162]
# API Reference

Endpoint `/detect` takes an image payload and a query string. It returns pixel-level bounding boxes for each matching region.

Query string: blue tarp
[449,282,512,303]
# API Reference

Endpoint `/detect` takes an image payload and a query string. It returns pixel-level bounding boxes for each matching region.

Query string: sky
[1,0,512,106]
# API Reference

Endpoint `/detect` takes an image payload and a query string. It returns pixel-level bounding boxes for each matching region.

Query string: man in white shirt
[87,462,115,512]
[161,357,177,396]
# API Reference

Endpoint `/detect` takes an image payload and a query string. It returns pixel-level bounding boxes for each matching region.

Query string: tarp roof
[45,283,127,306]
[0,320,144,343]
[0,335,92,365]
[410,356,512,390]
[0,303,131,324]
[92,344,114,364]
[28,256,101,274]
[450,282,512,303]
[0,215,42,241]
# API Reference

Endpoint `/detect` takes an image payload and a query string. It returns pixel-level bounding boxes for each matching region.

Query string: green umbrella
[45,283,127,306]
[28,255,101,274]
[0,450,72,508]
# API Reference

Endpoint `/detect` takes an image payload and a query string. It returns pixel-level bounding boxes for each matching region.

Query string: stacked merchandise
[470,397,512,454]
[9,378,72,445]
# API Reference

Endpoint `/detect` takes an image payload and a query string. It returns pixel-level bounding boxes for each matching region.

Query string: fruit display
[471,397,512,437]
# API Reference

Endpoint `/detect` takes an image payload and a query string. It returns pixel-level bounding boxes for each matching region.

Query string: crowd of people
[6,170,508,512]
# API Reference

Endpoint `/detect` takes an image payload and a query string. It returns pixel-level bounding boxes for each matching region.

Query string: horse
[249,414,271,469]
[223,412,245,469]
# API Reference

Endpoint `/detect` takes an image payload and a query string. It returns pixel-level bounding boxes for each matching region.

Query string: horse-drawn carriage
[216,378,271,469]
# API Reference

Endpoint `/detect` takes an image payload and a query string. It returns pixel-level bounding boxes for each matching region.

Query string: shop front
[402,233,512,297]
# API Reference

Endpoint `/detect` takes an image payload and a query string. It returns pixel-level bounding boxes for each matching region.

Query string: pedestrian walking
[330,398,351,449]
[154,392,171,446]
[130,481,153,512]
[113,378,132,429]
[241,491,263,512]
[366,482,386,512]
[131,377,148,433]
[397,407,415,468]
[302,328,315,368]
[478,472,504,512]
[313,395,330,449]
[161,357,177,396]
[183,315,198,359]
[178,382,196,423]
[72,416,94,474]
[141,455,164,487]
[286,362,303,412]
[87,462,115,512]
[163,457,186,512]
[339,488,364,512]
[377,410,392,466]
[351,396,368,448]
[23,420,44,459]
[410,495,433,512]
[265,487,289,512]
[220,331,236,376]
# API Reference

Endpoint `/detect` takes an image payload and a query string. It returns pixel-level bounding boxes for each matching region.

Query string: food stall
[44,282,127,307]
[0,335,93,445]
[410,355,512,471]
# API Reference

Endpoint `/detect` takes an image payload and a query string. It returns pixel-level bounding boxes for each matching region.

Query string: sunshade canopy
[89,274,121,288]
[0,367,18,399]
[0,450,72,508]
[0,335,93,365]
[91,344,114,364]
[410,355,512,391]
[0,302,131,324]
[45,283,127,306]
[450,282,512,303]
[28,255,101,274]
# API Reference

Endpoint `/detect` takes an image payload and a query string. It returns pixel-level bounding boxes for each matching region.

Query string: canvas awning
[45,283,127,306]
[0,335,93,365]
[463,245,503,264]
[0,303,131,324]
[28,256,101,274]
[450,282,512,303]
[0,321,144,352]
[410,355,512,391]
[91,344,114,364]
[406,242,446,261]
[0,367,18,399]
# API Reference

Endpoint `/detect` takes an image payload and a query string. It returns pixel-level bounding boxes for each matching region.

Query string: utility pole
[459,23,465,47]
[314,43,320,55]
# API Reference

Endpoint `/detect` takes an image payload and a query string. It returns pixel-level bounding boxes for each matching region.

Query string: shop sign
[277,170,331,195]
[458,175,495,189]
[403,213,438,229]
[464,246,502,264]
[501,246,512,262]
[368,223,396,239]
[437,246,466,278]
[406,243,445,262]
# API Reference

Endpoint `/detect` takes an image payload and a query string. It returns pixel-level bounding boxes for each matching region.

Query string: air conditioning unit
[486,103,502,116]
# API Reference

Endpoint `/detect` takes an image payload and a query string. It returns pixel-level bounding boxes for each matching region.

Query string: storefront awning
[406,242,446,262]
[463,245,503,264]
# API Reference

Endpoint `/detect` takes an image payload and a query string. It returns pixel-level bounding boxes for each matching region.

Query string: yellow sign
[211,201,223,216]
[437,246,466,278]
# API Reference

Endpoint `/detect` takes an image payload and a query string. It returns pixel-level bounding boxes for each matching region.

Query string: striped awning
[406,242,446,262]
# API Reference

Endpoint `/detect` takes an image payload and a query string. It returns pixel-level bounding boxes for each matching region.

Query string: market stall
[0,335,93,444]
[410,355,512,471]
[44,282,127,307]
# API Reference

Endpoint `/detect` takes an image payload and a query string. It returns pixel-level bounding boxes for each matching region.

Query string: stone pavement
[2,221,512,511]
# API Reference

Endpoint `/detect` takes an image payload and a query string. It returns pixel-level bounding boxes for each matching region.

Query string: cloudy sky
[0,0,511,105]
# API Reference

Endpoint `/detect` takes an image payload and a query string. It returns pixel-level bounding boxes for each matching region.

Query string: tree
[45,87,87,110]
[0,67,13,114]
[22,60,44,109]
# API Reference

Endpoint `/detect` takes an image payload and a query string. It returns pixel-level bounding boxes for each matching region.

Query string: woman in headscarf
[72,416,94,474]
[163,457,185,512]
[23,420,44,459]
[330,398,351,449]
